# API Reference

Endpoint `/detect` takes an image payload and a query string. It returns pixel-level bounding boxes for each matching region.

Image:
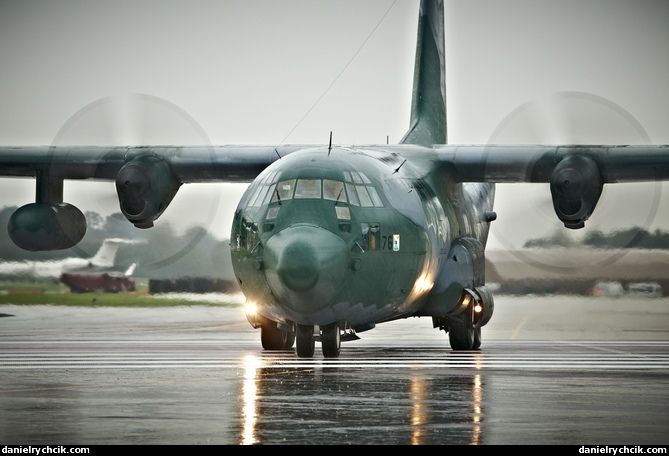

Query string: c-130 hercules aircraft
[1,0,668,358]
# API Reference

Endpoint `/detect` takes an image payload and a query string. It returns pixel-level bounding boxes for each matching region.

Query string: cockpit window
[248,173,382,209]
[350,171,363,184]
[345,183,360,206]
[262,170,278,184]
[256,185,272,206]
[367,186,384,207]
[266,206,280,220]
[272,179,296,203]
[356,185,373,207]
[249,184,271,207]
[294,179,322,199]
[323,179,347,202]
[262,184,277,205]
[335,206,351,220]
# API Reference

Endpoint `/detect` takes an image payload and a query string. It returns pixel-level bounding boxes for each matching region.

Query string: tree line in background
[2,206,669,279]
[0,207,235,280]
[524,227,669,249]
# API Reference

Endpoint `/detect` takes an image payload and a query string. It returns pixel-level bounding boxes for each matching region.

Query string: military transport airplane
[0,238,132,280]
[0,0,668,358]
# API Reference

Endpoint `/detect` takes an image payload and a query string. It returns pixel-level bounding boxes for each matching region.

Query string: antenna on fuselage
[393,159,406,174]
[328,131,333,156]
[274,147,282,159]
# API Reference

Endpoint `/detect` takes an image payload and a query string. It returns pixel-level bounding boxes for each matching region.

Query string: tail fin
[400,0,447,146]
[89,239,124,268]
[124,262,137,277]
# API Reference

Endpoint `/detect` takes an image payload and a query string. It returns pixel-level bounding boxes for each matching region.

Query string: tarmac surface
[1,294,669,445]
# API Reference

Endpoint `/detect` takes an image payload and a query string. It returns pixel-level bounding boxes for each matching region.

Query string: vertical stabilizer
[400,0,447,146]
[90,239,123,268]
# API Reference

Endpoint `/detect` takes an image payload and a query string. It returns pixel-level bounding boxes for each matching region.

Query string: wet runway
[1,295,669,445]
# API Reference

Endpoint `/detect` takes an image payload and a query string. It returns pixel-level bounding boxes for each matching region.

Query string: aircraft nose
[264,225,349,312]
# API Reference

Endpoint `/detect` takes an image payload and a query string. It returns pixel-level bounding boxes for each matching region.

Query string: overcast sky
[1,0,668,260]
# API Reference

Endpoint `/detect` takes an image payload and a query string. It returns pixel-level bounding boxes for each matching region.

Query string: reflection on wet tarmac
[409,375,428,444]
[239,354,490,445]
[2,299,668,444]
[242,355,261,445]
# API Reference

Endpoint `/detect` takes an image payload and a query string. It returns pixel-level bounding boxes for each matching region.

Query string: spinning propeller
[484,91,662,273]
[45,93,227,271]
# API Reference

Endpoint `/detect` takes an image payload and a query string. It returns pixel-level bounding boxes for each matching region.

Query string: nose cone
[264,225,349,313]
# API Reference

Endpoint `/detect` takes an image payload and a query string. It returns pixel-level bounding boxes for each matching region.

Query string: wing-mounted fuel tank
[550,155,603,229]
[8,164,87,251]
[7,153,181,251]
[8,202,87,251]
[115,154,181,228]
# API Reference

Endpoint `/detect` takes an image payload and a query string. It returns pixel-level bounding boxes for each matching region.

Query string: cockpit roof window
[356,185,374,207]
[247,185,263,207]
[367,186,384,207]
[350,171,364,184]
[345,182,360,206]
[262,183,277,206]
[263,171,278,184]
[252,185,271,207]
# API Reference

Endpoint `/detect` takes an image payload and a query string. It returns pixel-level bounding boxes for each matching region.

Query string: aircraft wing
[1,143,668,250]
[0,145,303,251]
[439,144,669,183]
[0,145,309,182]
[3,143,667,183]
[438,143,669,230]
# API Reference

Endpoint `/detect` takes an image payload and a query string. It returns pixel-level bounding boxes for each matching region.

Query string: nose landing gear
[296,321,347,358]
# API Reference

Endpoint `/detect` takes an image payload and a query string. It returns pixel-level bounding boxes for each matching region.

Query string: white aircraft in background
[0,238,131,280]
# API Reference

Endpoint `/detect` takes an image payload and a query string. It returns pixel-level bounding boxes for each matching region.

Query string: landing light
[244,301,260,328]
[245,301,258,318]
[474,303,483,314]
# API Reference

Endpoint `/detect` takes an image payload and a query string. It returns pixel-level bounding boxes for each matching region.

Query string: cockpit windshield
[248,171,383,208]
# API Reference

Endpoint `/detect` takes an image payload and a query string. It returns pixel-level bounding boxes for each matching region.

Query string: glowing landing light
[474,303,483,314]
[244,301,260,327]
[245,301,257,317]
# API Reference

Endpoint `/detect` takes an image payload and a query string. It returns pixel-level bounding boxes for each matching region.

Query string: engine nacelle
[550,155,603,229]
[115,155,181,228]
[8,202,87,251]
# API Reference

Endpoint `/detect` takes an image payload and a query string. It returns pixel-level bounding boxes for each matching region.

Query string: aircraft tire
[283,332,296,349]
[473,326,482,350]
[447,306,476,350]
[260,316,295,350]
[321,323,341,358]
[296,324,315,358]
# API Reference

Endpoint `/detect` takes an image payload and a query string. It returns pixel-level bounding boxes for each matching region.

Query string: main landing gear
[259,315,295,350]
[446,302,482,350]
[438,286,494,350]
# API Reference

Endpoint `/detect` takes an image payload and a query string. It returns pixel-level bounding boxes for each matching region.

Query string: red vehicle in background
[60,263,136,293]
